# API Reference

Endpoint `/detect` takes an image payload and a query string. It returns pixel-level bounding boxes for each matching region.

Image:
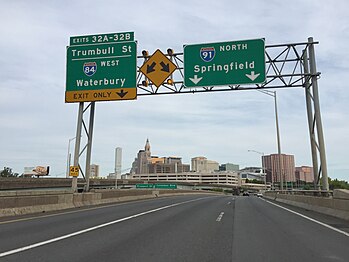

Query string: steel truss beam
[136,40,318,96]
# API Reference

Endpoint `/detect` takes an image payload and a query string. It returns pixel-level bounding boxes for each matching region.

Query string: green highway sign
[154,184,177,189]
[136,184,154,189]
[135,184,177,189]
[184,39,265,87]
[65,41,137,103]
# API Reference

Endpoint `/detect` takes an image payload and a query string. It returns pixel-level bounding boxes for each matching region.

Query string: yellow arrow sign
[140,49,177,88]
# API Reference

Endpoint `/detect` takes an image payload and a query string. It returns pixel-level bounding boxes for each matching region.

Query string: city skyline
[120,139,311,180]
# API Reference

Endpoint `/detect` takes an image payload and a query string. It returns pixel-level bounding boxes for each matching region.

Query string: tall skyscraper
[262,153,295,184]
[115,147,122,179]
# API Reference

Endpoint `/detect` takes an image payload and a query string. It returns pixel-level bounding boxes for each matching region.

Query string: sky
[0,0,348,182]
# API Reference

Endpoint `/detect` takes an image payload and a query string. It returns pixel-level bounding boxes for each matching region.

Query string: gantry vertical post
[303,50,320,189]
[308,37,329,191]
[84,102,95,192]
[72,102,84,192]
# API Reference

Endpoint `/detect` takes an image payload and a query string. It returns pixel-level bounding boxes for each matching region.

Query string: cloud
[0,0,348,182]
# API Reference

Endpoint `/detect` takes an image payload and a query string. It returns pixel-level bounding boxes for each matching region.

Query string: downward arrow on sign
[146,62,156,74]
[160,61,170,72]
[245,71,260,81]
[189,75,203,85]
[116,89,128,98]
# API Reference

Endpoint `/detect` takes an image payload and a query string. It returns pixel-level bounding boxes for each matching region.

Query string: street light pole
[258,90,283,190]
[274,92,284,190]
[66,137,76,178]
[248,149,267,190]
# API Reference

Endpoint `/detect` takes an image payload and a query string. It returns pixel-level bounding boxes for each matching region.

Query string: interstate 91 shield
[200,47,215,62]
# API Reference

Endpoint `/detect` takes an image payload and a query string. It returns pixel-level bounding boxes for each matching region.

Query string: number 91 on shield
[200,47,215,62]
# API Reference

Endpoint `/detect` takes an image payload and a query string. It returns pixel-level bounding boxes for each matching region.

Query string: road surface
[0,194,348,261]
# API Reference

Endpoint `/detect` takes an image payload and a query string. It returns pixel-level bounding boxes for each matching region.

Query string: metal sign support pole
[308,37,329,191]
[84,102,95,192]
[303,51,320,190]
[72,102,84,192]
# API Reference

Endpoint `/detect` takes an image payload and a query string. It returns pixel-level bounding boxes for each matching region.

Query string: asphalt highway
[0,194,348,261]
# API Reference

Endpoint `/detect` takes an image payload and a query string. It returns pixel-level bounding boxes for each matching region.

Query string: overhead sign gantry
[66,33,328,192]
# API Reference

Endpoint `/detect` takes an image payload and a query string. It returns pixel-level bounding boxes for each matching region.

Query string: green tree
[0,167,19,177]
[328,177,349,190]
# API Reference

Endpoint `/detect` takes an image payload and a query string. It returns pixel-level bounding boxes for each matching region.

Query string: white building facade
[130,171,240,186]
[191,157,219,173]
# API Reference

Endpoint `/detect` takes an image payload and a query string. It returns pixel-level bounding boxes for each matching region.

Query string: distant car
[257,193,263,198]
[242,192,249,196]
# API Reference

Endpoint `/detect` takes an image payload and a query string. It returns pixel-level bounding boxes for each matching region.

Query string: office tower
[115,147,122,179]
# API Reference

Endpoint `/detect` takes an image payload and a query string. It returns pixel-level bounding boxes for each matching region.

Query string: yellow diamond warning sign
[140,49,177,88]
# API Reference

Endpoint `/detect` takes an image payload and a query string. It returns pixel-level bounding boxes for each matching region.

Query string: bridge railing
[264,189,349,221]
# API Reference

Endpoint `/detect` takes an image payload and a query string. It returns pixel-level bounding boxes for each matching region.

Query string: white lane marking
[216,212,225,222]
[0,197,211,258]
[262,198,349,237]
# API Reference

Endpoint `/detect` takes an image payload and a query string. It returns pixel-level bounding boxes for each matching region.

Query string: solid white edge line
[262,198,349,237]
[0,196,211,258]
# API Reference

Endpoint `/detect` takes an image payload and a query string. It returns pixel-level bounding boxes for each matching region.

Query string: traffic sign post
[184,39,265,87]
[66,41,137,103]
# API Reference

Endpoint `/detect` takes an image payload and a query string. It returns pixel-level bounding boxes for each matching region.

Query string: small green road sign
[135,184,177,189]
[184,39,265,87]
[154,184,177,189]
[66,41,137,103]
[136,184,154,189]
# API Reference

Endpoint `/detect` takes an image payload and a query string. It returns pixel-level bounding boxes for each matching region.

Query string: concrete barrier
[0,189,220,217]
[264,189,349,221]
